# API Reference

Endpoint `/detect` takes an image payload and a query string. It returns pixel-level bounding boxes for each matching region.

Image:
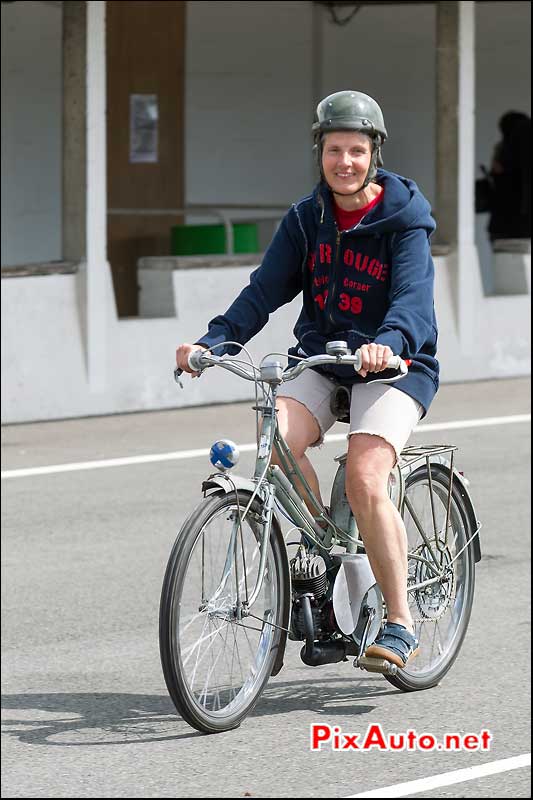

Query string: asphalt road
[1,377,531,798]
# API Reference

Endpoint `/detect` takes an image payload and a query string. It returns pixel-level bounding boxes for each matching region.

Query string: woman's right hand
[176,343,207,375]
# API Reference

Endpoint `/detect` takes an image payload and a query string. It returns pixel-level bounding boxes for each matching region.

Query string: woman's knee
[345,434,394,509]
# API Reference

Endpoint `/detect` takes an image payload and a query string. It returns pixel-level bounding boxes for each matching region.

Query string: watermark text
[310,723,493,752]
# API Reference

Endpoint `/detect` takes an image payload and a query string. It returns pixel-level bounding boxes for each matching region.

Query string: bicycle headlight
[260,359,284,384]
[209,439,240,470]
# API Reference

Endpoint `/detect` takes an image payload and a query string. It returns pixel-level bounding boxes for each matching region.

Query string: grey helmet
[312,90,388,190]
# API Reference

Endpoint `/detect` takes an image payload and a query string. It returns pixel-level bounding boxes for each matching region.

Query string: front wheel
[159,490,288,733]
[386,465,476,691]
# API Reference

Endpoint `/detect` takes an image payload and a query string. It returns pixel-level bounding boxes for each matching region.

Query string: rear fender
[432,464,482,564]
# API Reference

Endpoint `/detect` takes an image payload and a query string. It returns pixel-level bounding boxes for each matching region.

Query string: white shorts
[277,368,423,463]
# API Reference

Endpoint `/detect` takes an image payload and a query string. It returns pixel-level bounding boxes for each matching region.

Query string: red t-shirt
[333,187,385,231]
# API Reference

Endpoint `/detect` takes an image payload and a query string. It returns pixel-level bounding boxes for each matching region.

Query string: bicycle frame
[214,400,482,621]
[258,385,354,550]
[207,380,364,619]
[191,347,481,621]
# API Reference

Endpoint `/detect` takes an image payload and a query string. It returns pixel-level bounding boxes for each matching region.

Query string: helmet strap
[331,185,367,198]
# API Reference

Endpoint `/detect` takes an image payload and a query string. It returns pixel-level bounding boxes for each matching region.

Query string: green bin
[171,223,258,256]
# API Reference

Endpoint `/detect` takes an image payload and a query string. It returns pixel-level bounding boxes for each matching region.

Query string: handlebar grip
[353,350,407,373]
[386,355,403,370]
[188,349,208,371]
[174,349,208,384]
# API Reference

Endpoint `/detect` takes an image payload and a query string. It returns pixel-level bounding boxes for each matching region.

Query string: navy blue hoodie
[198,169,439,415]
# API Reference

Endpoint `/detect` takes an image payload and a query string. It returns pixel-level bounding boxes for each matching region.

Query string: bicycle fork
[205,483,277,620]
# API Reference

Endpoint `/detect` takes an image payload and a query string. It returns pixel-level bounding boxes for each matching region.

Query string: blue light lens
[209,439,240,470]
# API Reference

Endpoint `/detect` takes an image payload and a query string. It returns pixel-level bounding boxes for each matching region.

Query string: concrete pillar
[457,2,476,251]
[435,2,458,249]
[435,1,476,342]
[62,1,86,262]
[457,1,476,345]
[62,1,107,390]
[86,0,108,392]
[311,1,323,107]
[311,2,323,182]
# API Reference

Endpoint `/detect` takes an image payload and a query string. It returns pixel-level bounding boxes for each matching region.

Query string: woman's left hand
[356,343,394,377]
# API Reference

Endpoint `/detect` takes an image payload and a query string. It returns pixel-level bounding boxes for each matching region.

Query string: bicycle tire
[159,490,288,733]
[385,465,476,691]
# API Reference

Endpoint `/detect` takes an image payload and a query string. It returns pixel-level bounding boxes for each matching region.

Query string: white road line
[326,413,531,442]
[1,413,530,480]
[346,752,531,798]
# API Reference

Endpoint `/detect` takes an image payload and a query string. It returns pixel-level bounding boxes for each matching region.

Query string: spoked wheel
[386,465,476,691]
[159,490,288,733]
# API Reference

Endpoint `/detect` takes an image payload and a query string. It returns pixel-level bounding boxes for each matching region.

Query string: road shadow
[1,691,199,747]
[258,673,399,718]
[1,677,399,747]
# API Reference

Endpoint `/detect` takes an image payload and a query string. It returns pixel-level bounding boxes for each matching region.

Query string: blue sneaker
[365,622,419,668]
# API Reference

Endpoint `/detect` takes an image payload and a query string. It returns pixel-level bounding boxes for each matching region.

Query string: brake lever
[174,367,184,388]
[174,349,210,388]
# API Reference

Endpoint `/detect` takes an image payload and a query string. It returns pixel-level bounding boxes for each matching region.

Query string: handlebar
[283,350,408,380]
[174,344,410,386]
[174,349,260,384]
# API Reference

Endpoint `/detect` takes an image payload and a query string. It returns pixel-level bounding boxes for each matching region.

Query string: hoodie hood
[315,169,436,236]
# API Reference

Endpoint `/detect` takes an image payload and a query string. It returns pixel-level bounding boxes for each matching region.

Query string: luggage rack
[399,443,457,469]
[399,445,458,554]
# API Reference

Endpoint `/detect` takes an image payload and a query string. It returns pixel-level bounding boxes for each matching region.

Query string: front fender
[202,472,259,496]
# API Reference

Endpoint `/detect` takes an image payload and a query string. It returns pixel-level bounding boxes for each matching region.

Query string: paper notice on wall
[129,94,158,163]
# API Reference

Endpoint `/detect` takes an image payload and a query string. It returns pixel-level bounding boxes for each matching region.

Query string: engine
[289,549,337,641]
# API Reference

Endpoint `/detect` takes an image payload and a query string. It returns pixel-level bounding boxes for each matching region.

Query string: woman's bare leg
[271,397,324,517]
[345,433,413,633]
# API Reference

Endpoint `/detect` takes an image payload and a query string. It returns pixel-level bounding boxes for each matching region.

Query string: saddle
[330,385,351,424]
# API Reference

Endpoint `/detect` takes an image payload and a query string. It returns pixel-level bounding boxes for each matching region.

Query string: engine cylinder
[290,552,328,597]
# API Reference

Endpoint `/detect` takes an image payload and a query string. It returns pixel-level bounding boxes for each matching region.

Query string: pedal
[355,655,398,676]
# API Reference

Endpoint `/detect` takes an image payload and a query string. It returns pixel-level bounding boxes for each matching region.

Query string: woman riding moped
[176,90,439,668]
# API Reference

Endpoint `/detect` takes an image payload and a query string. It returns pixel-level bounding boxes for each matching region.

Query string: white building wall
[184,0,317,250]
[1,1,62,266]
[2,2,530,267]
[1,249,530,423]
[0,264,303,422]
[184,1,438,214]
[0,1,531,424]
[185,1,316,212]
[321,2,437,206]
[185,0,532,297]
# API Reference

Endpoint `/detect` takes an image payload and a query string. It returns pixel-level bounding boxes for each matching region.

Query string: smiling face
[321,130,373,195]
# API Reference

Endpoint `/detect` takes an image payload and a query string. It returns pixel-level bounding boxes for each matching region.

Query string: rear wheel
[159,491,288,733]
[386,466,476,691]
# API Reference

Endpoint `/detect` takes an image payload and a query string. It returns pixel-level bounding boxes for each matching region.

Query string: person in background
[487,111,531,243]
